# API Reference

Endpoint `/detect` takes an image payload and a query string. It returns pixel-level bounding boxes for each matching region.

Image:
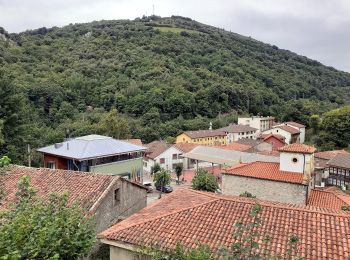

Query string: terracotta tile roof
[218,124,257,133]
[285,121,306,128]
[315,150,348,160]
[122,139,143,146]
[278,143,317,154]
[235,138,263,147]
[99,189,350,259]
[183,130,226,139]
[145,140,170,159]
[274,124,300,134]
[223,161,304,184]
[172,143,198,153]
[327,153,350,169]
[214,142,251,152]
[260,133,286,142]
[0,165,119,212]
[256,150,280,157]
[308,187,350,210]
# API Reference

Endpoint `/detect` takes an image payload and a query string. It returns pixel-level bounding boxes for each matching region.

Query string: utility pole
[27,144,31,167]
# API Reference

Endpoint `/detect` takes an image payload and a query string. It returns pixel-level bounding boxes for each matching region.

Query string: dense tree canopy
[0,16,349,164]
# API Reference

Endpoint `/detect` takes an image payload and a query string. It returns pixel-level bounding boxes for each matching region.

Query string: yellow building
[176,130,227,146]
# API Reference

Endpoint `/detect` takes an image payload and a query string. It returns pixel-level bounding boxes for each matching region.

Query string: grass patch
[153,26,201,34]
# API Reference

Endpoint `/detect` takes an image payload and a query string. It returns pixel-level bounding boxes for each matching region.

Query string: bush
[239,191,256,198]
[192,168,219,192]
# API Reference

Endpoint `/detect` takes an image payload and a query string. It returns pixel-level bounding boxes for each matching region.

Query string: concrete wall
[109,245,151,260]
[227,131,256,143]
[222,174,308,205]
[90,158,143,179]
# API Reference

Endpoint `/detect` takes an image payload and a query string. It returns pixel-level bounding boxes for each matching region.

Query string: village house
[314,150,349,186]
[263,124,300,144]
[98,188,350,260]
[143,141,199,173]
[37,134,147,181]
[235,138,273,153]
[217,123,258,143]
[222,144,316,205]
[325,153,350,187]
[0,165,147,245]
[238,115,275,133]
[175,129,227,146]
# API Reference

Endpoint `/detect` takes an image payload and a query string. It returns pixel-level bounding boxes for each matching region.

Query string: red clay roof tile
[0,165,118,211]
[308,188,350,210]
[278,143,316,154]
[99,189,350,259]
[223,161,304,184]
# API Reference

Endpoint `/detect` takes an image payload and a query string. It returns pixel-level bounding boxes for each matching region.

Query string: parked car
[142,181,153,193]
[155,184,173,193]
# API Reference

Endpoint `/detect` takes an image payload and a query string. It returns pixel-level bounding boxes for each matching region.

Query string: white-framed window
[47,161,56,169]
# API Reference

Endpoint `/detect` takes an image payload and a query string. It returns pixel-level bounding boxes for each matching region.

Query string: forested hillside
[1,16,350,164]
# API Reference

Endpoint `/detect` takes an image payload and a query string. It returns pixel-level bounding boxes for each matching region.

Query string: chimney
[209,122,212,130]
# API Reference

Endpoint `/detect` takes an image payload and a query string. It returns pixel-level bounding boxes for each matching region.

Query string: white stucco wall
[143,146,184,173]
[279,152,313,175]
[226,131,257,143]
[264,128,293,144]
[222,174,308,205]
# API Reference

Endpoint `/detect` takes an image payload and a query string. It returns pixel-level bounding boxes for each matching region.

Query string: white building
[217,124,258,143]
[143,141,198,173]
[238,116,275,133]
[263,122,306,144]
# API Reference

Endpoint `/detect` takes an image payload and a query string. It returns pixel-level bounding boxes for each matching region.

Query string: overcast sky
[1,0,349,72]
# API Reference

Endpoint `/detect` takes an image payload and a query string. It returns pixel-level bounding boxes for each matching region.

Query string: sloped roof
[172,143,198,153]
[183,130,226,138]
[260,133,286,142]
[327,153,350,169]
[122,139,143,146]
[278,143,317,154]
[0,165,119,212]
[214,143,251,152]
[181,146,279,165]
[37,135,147,160]
[218,124,257,133]
[308,187,350,210]
[144,140,170,159]
[274,125,300,134]
[235,138,263,147]
[285,121,306,128]
[315,150,348,160]
[223,161,304,184]
[99,189,350,259]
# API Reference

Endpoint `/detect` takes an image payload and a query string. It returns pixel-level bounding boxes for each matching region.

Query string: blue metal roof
[37,135,147,160]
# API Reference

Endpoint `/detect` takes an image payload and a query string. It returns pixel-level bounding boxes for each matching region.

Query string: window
[114,188,120,203]
[47,161,56,169]
[160,158,165,164]
[172,154,177,160]
[292,157,298,163]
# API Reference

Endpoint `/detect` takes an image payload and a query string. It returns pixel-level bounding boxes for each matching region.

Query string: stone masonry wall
[222,174,308,205]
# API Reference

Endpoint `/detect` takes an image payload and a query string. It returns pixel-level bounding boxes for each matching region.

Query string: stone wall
[222,174,308,205]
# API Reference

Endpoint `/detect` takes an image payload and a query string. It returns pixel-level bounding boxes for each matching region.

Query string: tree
[97,108,131,139]
[151,163,161,175]
[0,176,95,259]
[192,168,219,192]
[174,164,183,184]
[153,169,171,199]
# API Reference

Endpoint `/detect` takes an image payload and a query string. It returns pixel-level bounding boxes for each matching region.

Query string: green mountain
[0,16,349,163]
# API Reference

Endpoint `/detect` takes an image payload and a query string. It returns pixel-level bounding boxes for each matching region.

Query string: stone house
[235,138,273,153]
[98,188,350,260]
[258,133,286,150]
[222,143,316,205]
[0,166,147,243]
